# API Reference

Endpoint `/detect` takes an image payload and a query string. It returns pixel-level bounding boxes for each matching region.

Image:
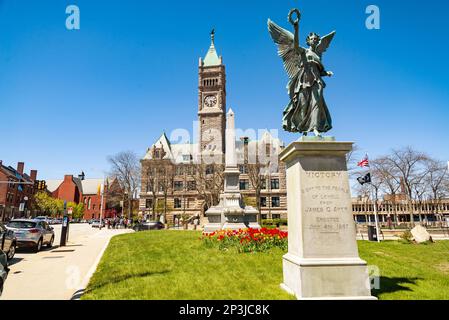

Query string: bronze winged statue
[268,9,336,137]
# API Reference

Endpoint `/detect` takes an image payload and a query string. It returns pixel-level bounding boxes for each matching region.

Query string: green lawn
[82,231,449,300]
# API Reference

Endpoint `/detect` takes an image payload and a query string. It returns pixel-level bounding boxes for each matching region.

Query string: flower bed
[202,228,288,253]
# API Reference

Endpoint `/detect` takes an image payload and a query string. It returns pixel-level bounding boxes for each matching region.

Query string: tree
[371,157,401,226]
[34,192,54,215]
[384,147,429,225]
[424,159,448,225]
[67,202,85,220]
[107,151,140,220]
[194,162,224,212]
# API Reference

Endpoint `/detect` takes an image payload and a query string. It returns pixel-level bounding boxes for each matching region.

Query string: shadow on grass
[373,276,422,298]
[84,270,171,294]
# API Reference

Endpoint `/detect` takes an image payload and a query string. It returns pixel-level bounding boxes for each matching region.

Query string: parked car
[133,221,165,231]
[0,250,9,297]
[91,219,105,228]
[6,219,55,252]
[35,216,52,224]
[0,223,17,260]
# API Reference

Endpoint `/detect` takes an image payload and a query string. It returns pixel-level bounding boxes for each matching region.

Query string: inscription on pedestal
[301,171,357,258]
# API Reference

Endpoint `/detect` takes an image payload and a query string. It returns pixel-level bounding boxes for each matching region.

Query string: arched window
[88,198,91,210]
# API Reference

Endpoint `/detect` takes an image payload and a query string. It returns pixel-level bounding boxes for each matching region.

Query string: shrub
[399,230,413,243]
[261,219,288,227]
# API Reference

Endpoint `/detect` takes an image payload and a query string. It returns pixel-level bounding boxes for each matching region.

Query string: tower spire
[203,29,221,66]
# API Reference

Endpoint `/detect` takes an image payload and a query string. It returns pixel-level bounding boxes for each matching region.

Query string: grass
[82,231,449,300]
[358,240,449,300]
[82,230,294,300]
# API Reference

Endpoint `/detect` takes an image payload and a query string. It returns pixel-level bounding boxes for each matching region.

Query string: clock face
[204,95,217,108]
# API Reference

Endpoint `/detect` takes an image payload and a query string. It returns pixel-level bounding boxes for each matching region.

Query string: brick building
[139,32,288,225]
[0,161,38,221]
[46,174,121,220]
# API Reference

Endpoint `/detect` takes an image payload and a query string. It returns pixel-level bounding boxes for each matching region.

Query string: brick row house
[139,33,288,225]
[0,161,38,221]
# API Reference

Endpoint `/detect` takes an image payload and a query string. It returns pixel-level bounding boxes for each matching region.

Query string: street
[0,223,132,300]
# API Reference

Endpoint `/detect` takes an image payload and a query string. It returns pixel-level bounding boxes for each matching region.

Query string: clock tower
[198,30,226,157]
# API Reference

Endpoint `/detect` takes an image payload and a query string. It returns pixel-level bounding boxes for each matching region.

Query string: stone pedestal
[279,139,376,300]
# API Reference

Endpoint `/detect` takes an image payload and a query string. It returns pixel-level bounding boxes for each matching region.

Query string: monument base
[279,140,376,300]
[203,210,261,233]
[280,253,376,300]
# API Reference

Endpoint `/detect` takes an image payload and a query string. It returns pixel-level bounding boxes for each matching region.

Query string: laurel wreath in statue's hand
[288,8,301,26]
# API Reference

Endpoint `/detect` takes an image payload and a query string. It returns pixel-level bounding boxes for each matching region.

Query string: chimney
[30,170,38,181]
[17,162,25,174]
[64,175,73,182]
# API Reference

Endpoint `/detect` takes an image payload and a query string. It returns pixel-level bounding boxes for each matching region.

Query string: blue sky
[0,0,448,179]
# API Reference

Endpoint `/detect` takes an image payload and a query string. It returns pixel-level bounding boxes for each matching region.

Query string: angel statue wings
[268,9,336,137]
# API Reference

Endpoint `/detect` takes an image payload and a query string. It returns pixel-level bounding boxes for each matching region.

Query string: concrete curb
[70,233,112,300]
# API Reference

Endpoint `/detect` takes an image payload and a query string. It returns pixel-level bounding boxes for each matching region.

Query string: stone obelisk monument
[268,8,375,299]
[203,109,260,232]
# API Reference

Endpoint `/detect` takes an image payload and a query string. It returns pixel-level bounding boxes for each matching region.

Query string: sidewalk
[0,224,132,300]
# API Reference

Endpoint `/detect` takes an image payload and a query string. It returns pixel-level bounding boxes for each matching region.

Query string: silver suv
[7,219,55,252]
[0,250,9,296]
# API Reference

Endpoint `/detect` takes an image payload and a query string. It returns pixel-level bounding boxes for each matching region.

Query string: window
[176,166,184,175]
[239,165,248,174]
[88,198,91,210]
[146,199,153,209]
[265,143,271,157]
[174,181,184,191]
[271,197,280,208]
[260,197,267,207]
[272,214,281,219]
[183,155,191,162]
[239,180,249,190]
[187,181,196,191]
[93,204,96,210]
[261,179,267,190]
[174,198,182,209]
[206,166,214,175]
[146,181,153,192]
[271,179,280,190]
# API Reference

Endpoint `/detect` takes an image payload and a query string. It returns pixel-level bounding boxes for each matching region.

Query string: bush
[261,219,288,227]
[399,230,413,243]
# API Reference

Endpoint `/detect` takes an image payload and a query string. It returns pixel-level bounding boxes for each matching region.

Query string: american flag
[357,154,370,168]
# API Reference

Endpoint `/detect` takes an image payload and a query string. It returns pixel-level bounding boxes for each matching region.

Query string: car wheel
[34,238,43,253]
[47,236,54,248]
[7,244,15,260]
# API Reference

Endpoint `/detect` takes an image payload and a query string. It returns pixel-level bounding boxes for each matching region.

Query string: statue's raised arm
[267,9,304,80]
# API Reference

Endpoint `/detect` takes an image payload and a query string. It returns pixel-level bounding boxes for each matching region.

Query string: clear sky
[1,0,448,180]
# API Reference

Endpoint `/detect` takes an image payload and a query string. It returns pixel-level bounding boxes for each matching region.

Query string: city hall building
[139,33,287,224]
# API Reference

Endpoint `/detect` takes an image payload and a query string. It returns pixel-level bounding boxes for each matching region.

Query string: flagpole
[358,153,381,243]
[370,184,381,243]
